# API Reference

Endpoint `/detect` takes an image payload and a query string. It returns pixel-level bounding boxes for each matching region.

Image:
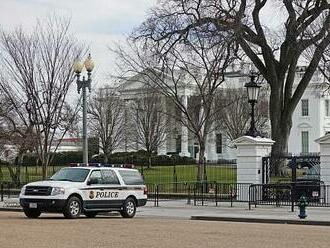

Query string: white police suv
[19,165,147,219]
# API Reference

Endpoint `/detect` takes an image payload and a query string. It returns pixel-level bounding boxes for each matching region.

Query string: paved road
[1,212,330,248]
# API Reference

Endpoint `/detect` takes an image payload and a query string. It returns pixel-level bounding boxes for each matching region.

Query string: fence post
[230,184,233,207]
[248,185,251,210]
[187,183,191,205]
[193,183,196,206]
[0,183,3,202]
[291,184,295,212]
[215,183,218,207]
[7,182,10,199]
[156,184,159,207]
[173,165,178,193]
[153,184,157,207]
[291,157,297,183]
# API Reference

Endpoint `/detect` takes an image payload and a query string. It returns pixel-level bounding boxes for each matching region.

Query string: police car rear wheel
[63,196,82,219]
[84,211,98,218]
[120,197,136,218]
[23,208,41,218]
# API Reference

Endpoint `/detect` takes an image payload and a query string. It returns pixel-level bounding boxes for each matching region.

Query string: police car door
[100,169,124,208]
[84,169,105,210]
[85,169,123,210]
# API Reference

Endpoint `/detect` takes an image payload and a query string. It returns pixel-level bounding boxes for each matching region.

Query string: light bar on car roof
[69,163,134,168]
[102,164,135,169]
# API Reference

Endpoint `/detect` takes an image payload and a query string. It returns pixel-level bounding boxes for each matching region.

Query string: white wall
[288,83,330,154]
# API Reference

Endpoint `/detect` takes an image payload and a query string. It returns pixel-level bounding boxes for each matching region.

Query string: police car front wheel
[63,196,82,219]
[120,197,136,218]
[23,208,41,218]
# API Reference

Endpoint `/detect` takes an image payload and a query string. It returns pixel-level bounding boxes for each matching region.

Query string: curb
[0,207,23,212]
[191,216,330,226]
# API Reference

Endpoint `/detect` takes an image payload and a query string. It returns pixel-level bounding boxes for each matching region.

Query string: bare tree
[88,88,125,163]
[0,15,84,179]
[214,88,269,140]
[129,88,167,168]
[0,87,37,183]
[114,26,234,179]
[134,0,330,175]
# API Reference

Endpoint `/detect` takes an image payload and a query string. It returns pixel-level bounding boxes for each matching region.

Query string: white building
[50,138,82,153]
[114,66,329,161]
[288,69,330,155]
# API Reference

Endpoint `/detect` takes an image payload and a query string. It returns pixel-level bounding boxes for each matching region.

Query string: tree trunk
[42,164,47,180]
[8,153,24,184]
[8,165,20,184]
[148,154,152,169]
[269,95,292,176]
[197,141,206,181]
[104,153,109,164]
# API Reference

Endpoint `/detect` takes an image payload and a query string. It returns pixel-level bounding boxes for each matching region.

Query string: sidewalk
[139,200,330,226]
[2,198,330,226]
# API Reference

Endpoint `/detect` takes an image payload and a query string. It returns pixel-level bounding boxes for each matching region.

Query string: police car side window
[89,170,102,184]
[102,170,120,185]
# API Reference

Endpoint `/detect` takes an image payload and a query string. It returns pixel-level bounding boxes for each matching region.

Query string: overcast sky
[0,0,157,87]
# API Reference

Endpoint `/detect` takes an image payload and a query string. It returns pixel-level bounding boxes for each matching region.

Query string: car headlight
[51,187,65,196]
[20,186,26,196]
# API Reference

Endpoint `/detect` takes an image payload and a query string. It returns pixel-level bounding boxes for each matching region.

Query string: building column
[206,130,218,162]
[179,95,190,157]
[158,97,167,155]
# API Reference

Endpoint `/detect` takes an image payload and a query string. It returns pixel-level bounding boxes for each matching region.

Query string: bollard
[298,195,308,219]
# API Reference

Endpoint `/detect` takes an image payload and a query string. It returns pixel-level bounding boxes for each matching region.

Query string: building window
[301,99,309,116]
[216,134,222,154]
[326,100,330,117]
[301,131,309,154]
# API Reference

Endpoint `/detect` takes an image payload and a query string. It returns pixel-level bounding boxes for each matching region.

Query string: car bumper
[20,198,66,212]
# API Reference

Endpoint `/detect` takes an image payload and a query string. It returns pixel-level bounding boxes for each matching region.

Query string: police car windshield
[50,168,90,182]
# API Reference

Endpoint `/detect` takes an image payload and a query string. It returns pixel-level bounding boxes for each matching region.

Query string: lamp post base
[245,127,263,138]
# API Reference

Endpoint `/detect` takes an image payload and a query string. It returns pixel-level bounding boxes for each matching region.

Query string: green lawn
[0,166,63,183]
[0,164,237,185]
[136,164,236,185]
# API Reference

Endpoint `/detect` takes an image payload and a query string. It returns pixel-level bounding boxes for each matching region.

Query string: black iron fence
[262,155,320,184]
[0,165,62,183]
[249,182,330,211]
[148,181,330,209]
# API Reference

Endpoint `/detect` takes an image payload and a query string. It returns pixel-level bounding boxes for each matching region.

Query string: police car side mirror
[87,178,98,185]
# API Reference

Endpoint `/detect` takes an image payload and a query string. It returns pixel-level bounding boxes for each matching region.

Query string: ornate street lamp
[74,54,95,164]
[245,72,262,137]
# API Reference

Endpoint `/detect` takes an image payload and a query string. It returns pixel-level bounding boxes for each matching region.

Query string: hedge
[91,150,196,166]
[18,150,196,166]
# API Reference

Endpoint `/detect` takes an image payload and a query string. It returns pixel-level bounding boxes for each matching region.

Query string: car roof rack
[70,163,135,169]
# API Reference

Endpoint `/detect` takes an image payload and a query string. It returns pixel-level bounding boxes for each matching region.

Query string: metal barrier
[0,181,24,201]
[149,182,251,207]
